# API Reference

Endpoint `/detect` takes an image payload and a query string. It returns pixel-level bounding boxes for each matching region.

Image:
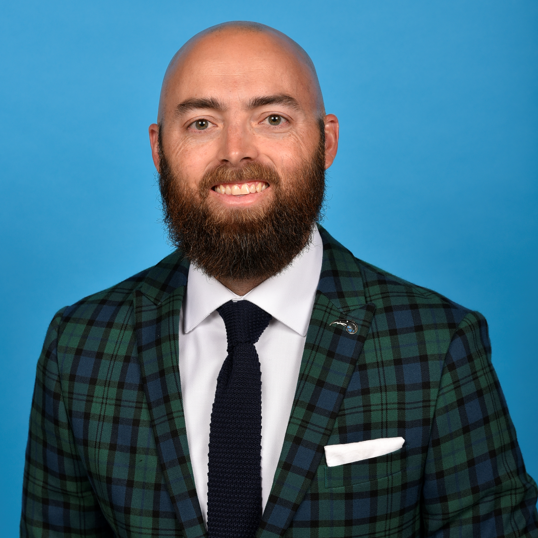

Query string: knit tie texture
[207,300,272,538]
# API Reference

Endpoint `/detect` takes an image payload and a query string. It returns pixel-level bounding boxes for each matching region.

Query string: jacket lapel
[258,226,376,537]
[134,251,208,538]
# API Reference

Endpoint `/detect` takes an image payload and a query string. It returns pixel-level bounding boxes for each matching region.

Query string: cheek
[168,141,216,187]
[268,133,315,172]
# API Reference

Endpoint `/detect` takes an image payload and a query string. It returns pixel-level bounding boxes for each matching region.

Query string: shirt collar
[184,226,323,337]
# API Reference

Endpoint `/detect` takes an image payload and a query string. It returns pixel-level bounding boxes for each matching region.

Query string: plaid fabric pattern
[22,226,538,537]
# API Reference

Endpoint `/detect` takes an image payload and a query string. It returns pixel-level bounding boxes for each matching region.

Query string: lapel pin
[330,319,359,335]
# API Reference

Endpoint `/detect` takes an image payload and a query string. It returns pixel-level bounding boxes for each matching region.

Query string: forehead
[161,31,318,112]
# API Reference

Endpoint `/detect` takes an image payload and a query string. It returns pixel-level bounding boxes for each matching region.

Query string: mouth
[212,181,269,196]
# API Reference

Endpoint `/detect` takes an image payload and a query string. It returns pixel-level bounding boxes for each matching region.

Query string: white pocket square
[324,437,405,467]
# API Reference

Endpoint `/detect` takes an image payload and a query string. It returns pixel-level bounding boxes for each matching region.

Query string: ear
[148,123,161,172]
[323,114,339,170]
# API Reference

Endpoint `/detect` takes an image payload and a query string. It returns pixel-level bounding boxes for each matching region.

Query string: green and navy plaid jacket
[22,226,538,537]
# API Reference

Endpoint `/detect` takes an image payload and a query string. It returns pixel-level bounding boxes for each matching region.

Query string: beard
[158,125,326,281]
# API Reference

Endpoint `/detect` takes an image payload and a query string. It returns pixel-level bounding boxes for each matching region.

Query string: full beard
[158,126,326,281]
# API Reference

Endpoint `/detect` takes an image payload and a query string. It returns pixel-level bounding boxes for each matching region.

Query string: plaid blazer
[22,226,538,537]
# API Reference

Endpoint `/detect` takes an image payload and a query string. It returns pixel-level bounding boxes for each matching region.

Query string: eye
[266,114,284,126]
[191,119,210,130]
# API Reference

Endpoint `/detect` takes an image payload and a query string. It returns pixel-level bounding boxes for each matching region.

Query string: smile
[213,181,269,196]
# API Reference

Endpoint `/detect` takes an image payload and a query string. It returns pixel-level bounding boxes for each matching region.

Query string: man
[22,21,538,537]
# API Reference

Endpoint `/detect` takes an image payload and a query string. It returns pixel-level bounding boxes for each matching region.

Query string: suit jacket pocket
[324,445,406,490]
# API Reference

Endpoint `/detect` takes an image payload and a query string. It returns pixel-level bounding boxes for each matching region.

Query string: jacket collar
[136,248,189,306]
[317,225,367,313]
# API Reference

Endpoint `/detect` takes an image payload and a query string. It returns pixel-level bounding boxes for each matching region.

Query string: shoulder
[357,256,486,343]
[56,248,188,329]
[358,256,468,312]
[318,225,475,337]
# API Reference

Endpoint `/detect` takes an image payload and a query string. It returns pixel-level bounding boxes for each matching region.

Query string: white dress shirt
[178,227,323,524]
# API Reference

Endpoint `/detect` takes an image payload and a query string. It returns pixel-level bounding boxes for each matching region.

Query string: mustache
[198,162,281,195]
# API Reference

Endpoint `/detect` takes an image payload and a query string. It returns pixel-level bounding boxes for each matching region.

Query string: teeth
[215,181,268,196]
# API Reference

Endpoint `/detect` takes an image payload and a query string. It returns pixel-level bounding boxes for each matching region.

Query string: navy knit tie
[207,300,272,538]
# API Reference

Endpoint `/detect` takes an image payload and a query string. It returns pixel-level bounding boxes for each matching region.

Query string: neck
[217,275,269,297]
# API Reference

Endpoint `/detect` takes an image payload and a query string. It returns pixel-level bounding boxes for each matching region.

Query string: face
[149,30,339,281]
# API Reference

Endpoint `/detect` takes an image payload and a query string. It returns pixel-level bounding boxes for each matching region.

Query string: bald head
[148,20,339,198]
[157,21,325,124]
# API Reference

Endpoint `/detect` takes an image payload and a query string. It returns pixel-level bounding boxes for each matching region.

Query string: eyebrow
[247,94,301,111]
[175,94,301,115]
[176,97,226,114]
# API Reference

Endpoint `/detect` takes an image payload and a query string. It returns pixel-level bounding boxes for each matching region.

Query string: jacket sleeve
[21,309,115,537]
[421,311,538,537]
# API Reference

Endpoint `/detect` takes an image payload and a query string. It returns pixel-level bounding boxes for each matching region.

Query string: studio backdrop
[1,1,536,534]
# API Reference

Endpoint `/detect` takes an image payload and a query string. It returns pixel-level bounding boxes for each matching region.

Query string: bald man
[22,22,538,538]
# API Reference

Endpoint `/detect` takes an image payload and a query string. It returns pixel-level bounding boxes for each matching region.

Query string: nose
[217,121,259,166]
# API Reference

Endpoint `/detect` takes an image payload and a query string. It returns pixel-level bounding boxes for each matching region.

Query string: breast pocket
[324,446,406,490]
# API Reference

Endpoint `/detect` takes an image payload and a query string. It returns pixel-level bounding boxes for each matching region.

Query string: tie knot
[217,300,272,346]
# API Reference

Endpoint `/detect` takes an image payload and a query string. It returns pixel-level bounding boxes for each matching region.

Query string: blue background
[1,0,537,533]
